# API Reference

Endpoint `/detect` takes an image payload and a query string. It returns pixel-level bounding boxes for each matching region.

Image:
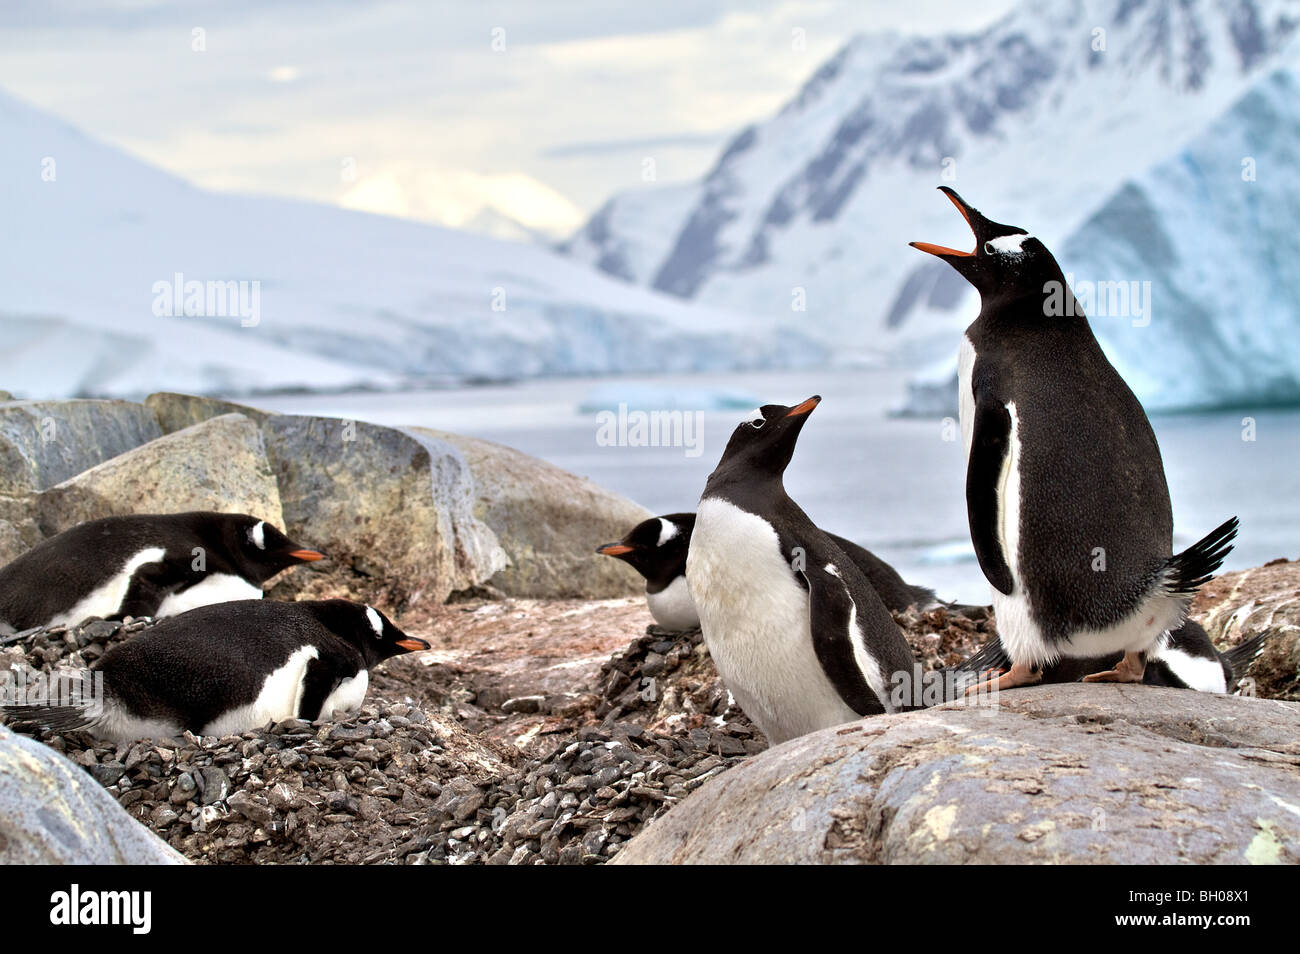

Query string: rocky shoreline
[5,578,1295,864]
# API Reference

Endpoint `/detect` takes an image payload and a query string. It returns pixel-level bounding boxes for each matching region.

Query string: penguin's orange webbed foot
[962,660,1041,696]
[1081,650,1147,683]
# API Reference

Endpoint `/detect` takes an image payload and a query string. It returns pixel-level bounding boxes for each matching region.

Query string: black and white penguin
[0,512,324,634]
[911,188,1238,691]
[959,620,1271,694]
[2,599,428,741]
[687,397,920,744]
[599,513,939,631]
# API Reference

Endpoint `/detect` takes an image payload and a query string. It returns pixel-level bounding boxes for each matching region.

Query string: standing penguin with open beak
[910,187,1237,692]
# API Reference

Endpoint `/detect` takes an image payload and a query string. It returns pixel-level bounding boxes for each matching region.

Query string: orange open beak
[909,187,978,258]
[786,395,821,417]
[289,549,325,562]
[597,543,634,557]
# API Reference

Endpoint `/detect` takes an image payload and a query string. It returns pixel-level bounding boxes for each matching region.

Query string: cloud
[540,132,727,159]
[338,165,585,237]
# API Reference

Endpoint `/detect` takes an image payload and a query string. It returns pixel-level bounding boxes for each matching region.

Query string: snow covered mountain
[563,0,1300,379]
[0,92,823,400]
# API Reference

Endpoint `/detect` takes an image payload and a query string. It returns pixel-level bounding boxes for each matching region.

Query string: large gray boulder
[0,495,41,566]
[35,413,284,536]
[142,392,642,602]
[145,391,270,434]
[0,399,161,495]
[0,725,185,863]
[262,416,505,605]
[614,684,1300,864]
[413,428,649,599]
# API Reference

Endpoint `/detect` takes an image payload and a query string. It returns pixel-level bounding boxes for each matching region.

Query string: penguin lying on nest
[2,599,428,742]
[957,621,1272,694]
[598,513,956,631]
[685,396,922,744]
[910,188,1238,693]
[0,512,324,635]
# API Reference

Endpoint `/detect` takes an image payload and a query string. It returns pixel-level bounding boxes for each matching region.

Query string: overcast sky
[0,0,1015,237]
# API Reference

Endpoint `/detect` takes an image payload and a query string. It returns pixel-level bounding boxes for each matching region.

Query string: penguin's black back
[971,311,1172,637]
[825,532,935,612]
[94,599,365,732]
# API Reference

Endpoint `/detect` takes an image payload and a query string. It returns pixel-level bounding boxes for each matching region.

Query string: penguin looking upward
[910,188,1238,691]
[2,599,429,742]
[0,512,325,634]
[599,514,940,631]
[687,397,919,744]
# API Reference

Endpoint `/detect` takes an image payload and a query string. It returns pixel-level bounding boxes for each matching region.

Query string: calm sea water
[255,368,1299,604]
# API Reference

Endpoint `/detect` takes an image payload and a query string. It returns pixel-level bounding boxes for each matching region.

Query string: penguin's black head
[712,396,820,482]
[318,599,430,666]
[213,513,326,584]
[909,187,1063,304]
[596,513,695,586]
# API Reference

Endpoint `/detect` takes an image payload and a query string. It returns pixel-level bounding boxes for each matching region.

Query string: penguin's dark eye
[750,419,765,430]
[983,241,996,255]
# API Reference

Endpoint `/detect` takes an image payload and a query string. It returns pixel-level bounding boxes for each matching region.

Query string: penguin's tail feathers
[1223,630,1273,686]
[953,635,1012,675]
[2,703,100,735]
[1160,516,1239,597]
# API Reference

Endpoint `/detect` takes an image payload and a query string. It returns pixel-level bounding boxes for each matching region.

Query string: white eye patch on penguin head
[365,605,385,638]
[983,233,1031,257]
[742,408,766,429]
[248,520,267,550]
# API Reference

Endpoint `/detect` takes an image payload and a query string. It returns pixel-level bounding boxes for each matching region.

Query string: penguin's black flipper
[116,559,185,620]
[966,396,1015,595]
[798,561,887,717]
[298,653,354,721]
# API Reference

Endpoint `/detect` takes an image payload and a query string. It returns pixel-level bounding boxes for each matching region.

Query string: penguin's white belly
[155,574,263,618]
[201,644,319,737]
[46,547,166,628]
[957,334,977,456]
[319,669,369,721]
[688,498,860,745]
[1057,593,1186,660]
[645,576,700,631]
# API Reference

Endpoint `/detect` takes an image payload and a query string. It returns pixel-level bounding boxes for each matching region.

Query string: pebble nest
[1,617,774,865]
